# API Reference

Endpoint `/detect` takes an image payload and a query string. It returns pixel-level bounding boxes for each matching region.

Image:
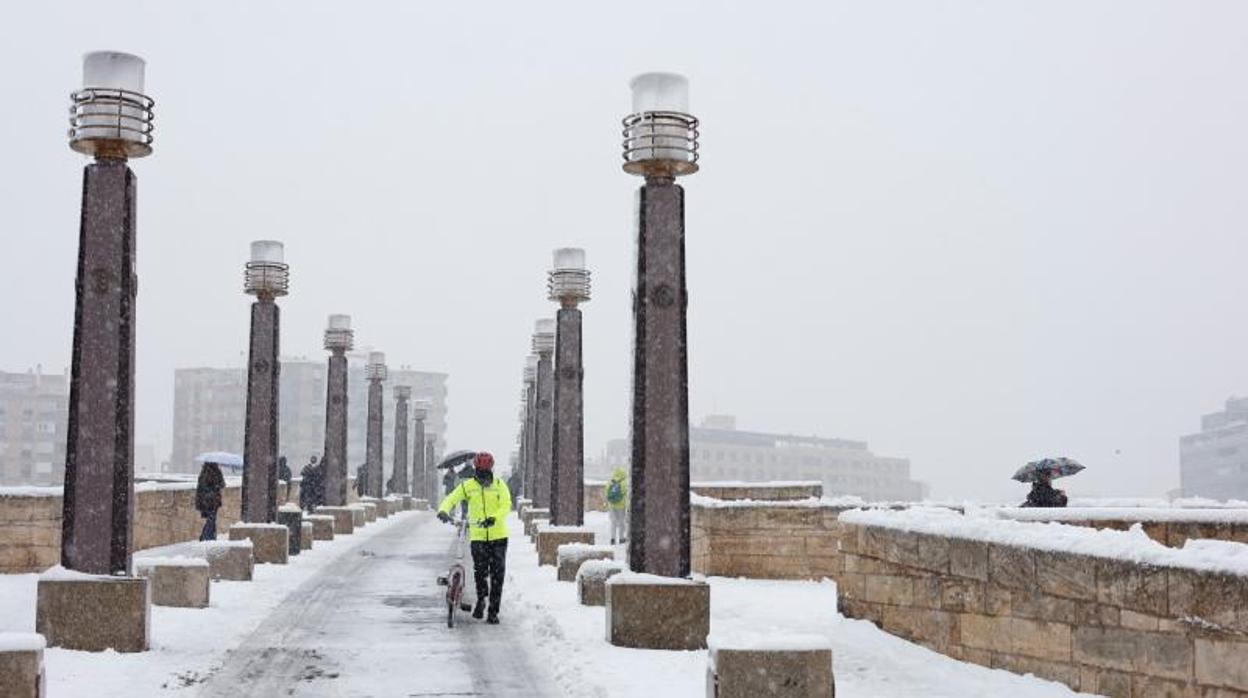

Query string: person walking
[355,464,368,499]
[436,452,511,624]
[606,466,629,544]
[278,455,293,502]
[1022,471,1068,508]
[300,455,324,512]
[195,459,226,541]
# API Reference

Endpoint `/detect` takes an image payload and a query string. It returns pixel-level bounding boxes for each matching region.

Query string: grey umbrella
[1012,457,1085,483]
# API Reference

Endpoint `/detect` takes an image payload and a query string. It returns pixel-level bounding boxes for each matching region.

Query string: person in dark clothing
[355,464,368,499]
[1022,472,1068,508]
[299,455,324,512]
[279,456,293,502]
[195,460,226,540]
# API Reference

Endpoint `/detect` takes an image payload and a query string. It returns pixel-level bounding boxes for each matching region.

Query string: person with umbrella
[299,455,324,512]
[436,451,512,624]
[195,458,227,540]
[1015,457,1082,508]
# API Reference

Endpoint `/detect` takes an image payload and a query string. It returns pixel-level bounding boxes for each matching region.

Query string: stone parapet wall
[586,480,825,513]
[837,512,1248,696]
[691,500,849,580]
[997,508,1248,548]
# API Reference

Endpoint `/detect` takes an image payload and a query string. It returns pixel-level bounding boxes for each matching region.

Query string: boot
[486,612,500,625]
[472,599,485,620]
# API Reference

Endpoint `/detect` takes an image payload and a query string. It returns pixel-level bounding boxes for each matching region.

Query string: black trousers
[469,538,508,614]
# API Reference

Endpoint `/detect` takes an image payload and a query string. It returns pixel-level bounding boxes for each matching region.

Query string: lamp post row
[56,52,701,585]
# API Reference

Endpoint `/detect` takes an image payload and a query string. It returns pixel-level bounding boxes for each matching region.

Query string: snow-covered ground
[505,510,1093,698]
[0,507,1096,696]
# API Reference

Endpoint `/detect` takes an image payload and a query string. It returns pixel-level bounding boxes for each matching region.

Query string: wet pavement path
[196,513,554,698]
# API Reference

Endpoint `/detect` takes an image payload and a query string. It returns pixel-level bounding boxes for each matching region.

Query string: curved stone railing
[837,508,1248,696]
[586,479,825,512]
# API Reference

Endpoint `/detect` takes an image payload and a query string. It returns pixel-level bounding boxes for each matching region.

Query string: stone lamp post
[322,314,353,506]
[606,72,708,651]
[411,400,429,499]
[43,50,156,653]
[531,320,556,509]
[522,356,538,501]
[392,385,411,496]
[548,248,591,526]
[241,240,289,523]
[364,351,387,499]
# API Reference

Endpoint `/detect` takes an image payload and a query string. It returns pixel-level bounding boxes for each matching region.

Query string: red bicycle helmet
[473,452,495,470]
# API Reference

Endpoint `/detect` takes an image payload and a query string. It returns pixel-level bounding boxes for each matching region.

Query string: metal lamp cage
[366,362,388,381]
[69,87,155,159]
[548,268,592,303]
[532,331,556,355]
[621,111,699,177]
[244,261,290,297]
[324,327,354,352]
[412,402,430,421]
[394,385,412,400]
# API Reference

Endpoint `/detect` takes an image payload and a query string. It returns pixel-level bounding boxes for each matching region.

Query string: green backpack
[606,479,624,504]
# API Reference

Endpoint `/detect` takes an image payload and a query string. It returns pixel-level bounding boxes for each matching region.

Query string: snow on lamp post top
[366,351,388,381]
[622,72,698,178]
[324,314,354,351]
[548,247,591,306]
[244,240,289,298]
[394,385,412,400]
[69,51,155,160]
[532,319,556,355]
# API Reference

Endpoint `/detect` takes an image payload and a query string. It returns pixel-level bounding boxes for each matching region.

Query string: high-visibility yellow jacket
[438,475,512,542]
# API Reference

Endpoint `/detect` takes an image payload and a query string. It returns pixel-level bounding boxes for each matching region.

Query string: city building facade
[0,368,69,486]
[170,355,448,475]
[592,415,927,502]
[1180,397,1248,501]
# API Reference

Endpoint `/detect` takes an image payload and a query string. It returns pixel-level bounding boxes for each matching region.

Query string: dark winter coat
[300,462,324,511]
[355,465,368,497]
[1023,481,1068,508]
[195,462,226,514]
[278,457,292,483]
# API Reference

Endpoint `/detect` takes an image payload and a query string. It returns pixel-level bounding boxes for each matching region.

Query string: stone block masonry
[837,509,1248,696]
[691,497,852,580]
[0,483,244,574]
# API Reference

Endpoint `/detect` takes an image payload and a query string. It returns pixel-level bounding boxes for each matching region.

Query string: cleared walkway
[197,513,553,697]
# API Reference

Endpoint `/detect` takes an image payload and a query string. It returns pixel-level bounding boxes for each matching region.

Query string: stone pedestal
[400,495,413,511]
[411,498,429,511]
[347,504,368,527]
[557,543,614,581]
[276,507,303,555]
[527,518,550,539]
[359,501,379,522]
[300,522,313,550]
[305,514,335,540]
[536,526,595,566]
[316,507,354,535]
[606,574,709,650]
[228,523,289,565]
[37,574,150,652]
[0,634,45,698]
[134,558,210,608]
[578,559,626,606]
[521,507,550,536]
[707,635,834,698]
[194,540,254,581]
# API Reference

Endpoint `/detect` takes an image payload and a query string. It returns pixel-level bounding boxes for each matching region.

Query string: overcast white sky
[3,1,1247,501]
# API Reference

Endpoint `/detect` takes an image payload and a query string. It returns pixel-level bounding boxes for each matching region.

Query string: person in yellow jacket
[437,452,511,623]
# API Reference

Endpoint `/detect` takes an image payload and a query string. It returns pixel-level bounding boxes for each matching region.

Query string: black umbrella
[1012,457,1085,483]
[435,450,477,471]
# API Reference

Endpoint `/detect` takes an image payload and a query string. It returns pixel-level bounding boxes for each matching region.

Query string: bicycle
[435,514,479,628]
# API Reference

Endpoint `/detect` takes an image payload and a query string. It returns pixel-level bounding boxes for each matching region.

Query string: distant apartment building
[1180,397,1248,501]
[0,368,69,486]
[593,415,928,502]
[170,355,448,474]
